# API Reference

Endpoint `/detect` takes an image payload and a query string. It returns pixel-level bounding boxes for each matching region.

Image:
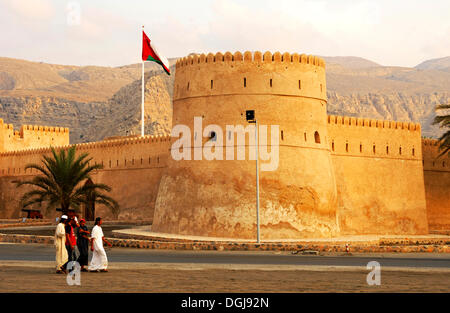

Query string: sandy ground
[0,262,449,293]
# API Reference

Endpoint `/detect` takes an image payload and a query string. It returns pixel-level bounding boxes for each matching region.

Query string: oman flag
[142,31,170,75]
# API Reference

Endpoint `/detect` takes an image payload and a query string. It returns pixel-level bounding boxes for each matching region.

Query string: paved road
[1,243,450,269]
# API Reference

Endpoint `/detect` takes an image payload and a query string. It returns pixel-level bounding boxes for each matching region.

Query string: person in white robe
[55,215,69,273]
[88,217,112,272]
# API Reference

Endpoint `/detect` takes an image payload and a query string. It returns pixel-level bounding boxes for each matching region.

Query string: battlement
[327,115,421,131]
[1,122,69,135]
[176,51,326,69]
[174,51,327,102]
[20,125,69,134]
[0,133,171,179]
[0,134,171,157]
[75,134,171,151]
[0,120,70,153]
[327,114,423,161]
[2,123,14,130]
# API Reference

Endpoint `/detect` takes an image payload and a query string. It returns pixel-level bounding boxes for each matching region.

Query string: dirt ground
[0,265,449,293]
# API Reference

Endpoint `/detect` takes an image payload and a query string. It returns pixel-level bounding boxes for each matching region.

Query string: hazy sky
[1,0,449,67]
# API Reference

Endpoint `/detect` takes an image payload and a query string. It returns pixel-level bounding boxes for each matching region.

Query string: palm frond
[15,145,119,217]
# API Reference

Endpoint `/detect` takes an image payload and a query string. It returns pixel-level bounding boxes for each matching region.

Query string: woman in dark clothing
[76,218,90,272]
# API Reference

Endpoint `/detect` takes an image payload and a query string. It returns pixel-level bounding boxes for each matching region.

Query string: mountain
[415,56,450,72]
[323,56,450,137]
[0,57,175,143]
[322,56,381,69]
[0,55,449,143]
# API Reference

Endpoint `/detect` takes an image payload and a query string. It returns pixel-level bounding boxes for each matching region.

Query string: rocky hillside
[415,56,450,72]
[324,57,450,137]
[0,57,174,143]
[0,55,449,143]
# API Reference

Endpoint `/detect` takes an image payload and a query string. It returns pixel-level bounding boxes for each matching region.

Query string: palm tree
[15,146,119,217]
[433,104,450,157]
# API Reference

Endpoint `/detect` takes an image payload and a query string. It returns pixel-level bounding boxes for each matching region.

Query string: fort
[0,51,449,240]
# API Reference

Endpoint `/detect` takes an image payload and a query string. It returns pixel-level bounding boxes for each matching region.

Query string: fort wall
[0,118,69,153]
[327,115,428,235]
[0,50,448,238]
[0,135,170,220]
[422,139,450,230]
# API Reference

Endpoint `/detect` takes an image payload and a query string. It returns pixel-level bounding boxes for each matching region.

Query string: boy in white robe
[55,215,69,273]
[88,217,112,272]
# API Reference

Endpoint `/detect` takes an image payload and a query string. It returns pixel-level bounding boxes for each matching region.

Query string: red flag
[142,31,170,75]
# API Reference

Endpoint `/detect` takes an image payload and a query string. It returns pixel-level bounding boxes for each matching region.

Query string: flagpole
[141,26,145,137]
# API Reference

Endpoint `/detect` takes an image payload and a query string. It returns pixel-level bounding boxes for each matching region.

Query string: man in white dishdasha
[88,217,112,272]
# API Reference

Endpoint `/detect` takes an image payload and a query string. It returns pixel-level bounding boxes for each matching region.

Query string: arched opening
[84,179,95,221]
[314,131,320,144]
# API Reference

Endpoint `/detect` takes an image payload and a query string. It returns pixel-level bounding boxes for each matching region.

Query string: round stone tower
[152,51,338,239]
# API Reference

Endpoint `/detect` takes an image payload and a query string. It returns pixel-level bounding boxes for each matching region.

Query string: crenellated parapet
[2,123,68,134]
[327,115,421,131]
[0,134,171,157]
[327,115,423,160]
[176,51,326,69]
[173,51,327,103]
[0,121,70,153]
[20,125,69,134]
[75,134,171,151]
[0,134,172,177]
